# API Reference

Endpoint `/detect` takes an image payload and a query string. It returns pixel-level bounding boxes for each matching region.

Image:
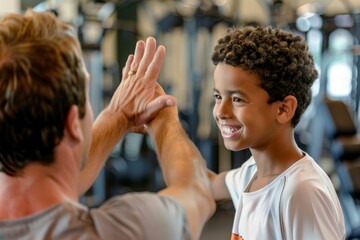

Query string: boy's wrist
[146,107,179,133]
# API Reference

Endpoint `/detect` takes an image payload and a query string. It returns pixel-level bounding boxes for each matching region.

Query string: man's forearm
[78,109,129,195]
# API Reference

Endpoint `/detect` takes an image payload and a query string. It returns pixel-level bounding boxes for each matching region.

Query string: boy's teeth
[222,126,239,134]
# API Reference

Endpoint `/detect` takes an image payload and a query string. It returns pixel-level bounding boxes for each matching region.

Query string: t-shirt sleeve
[90,192,190,240]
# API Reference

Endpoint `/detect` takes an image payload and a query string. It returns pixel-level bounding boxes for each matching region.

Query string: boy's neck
[250,136,304,178]
[248,144,304,192]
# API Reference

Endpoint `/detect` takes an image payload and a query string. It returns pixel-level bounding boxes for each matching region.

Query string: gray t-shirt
[0,192,190,240]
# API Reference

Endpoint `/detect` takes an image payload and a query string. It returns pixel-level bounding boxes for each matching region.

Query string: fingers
[129,40,145,76]
[121,39,145,80]
[145,45,165,80]
[136,37,166,83]
[124,37,165,83]
[114,37,167,128]
[122,54,134,80]
[137,37,157,76]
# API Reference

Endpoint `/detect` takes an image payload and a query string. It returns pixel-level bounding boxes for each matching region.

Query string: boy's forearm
[146,108,215,239]
[146,109,204,185]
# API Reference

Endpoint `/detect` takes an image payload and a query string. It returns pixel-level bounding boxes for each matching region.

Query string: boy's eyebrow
[228,90,243,95]
[213,88,247,96]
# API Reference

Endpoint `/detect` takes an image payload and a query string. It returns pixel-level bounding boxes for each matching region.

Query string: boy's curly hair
[212,26,318,127]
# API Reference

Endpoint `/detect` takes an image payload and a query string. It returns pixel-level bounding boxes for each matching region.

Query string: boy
[208,26,345,239]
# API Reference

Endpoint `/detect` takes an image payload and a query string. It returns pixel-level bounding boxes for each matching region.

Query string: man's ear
[64,105,83,142]
[277,95,297,124]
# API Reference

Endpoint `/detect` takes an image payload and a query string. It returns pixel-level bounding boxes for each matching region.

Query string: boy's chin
[224,142,246,152]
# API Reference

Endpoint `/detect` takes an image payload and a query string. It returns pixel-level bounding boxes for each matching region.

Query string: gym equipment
[322,98,360,239]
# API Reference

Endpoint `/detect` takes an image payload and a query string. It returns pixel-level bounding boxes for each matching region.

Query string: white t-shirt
[225,153,345,240]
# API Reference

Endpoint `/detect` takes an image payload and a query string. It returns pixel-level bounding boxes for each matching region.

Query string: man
[0,10,215,240]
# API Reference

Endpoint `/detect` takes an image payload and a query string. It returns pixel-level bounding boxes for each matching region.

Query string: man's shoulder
[96,192,186,222]
[0,202,97,239]
[92,192,190,240]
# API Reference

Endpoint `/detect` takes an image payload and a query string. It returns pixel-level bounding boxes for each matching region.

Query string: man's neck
[0,164,78,220]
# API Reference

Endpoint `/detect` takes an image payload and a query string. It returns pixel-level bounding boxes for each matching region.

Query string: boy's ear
[64,105,83,142]
[277,95,297,124]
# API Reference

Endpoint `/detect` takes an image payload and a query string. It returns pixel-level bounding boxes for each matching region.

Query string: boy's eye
[233,97,242,102]
[213,94,221,100]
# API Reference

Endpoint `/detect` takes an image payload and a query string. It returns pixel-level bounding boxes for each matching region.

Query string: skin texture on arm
[145,94,216,240]
[78,38,175,195]
[208,170,231,201]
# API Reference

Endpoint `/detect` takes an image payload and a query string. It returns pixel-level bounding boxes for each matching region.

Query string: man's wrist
[98,107,132,133]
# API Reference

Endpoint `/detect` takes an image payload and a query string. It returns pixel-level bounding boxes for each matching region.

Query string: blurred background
[1,0,360,239]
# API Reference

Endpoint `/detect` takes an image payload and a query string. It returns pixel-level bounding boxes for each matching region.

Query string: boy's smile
[219,125,242,137]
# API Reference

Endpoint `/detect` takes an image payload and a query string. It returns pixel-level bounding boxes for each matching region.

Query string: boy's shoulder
[281,154,336,198]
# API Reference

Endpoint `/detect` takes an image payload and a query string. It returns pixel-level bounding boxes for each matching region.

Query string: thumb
[135,95,176,126]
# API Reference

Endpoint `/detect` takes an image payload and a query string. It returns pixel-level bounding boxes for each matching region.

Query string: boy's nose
[216,102,232,119]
